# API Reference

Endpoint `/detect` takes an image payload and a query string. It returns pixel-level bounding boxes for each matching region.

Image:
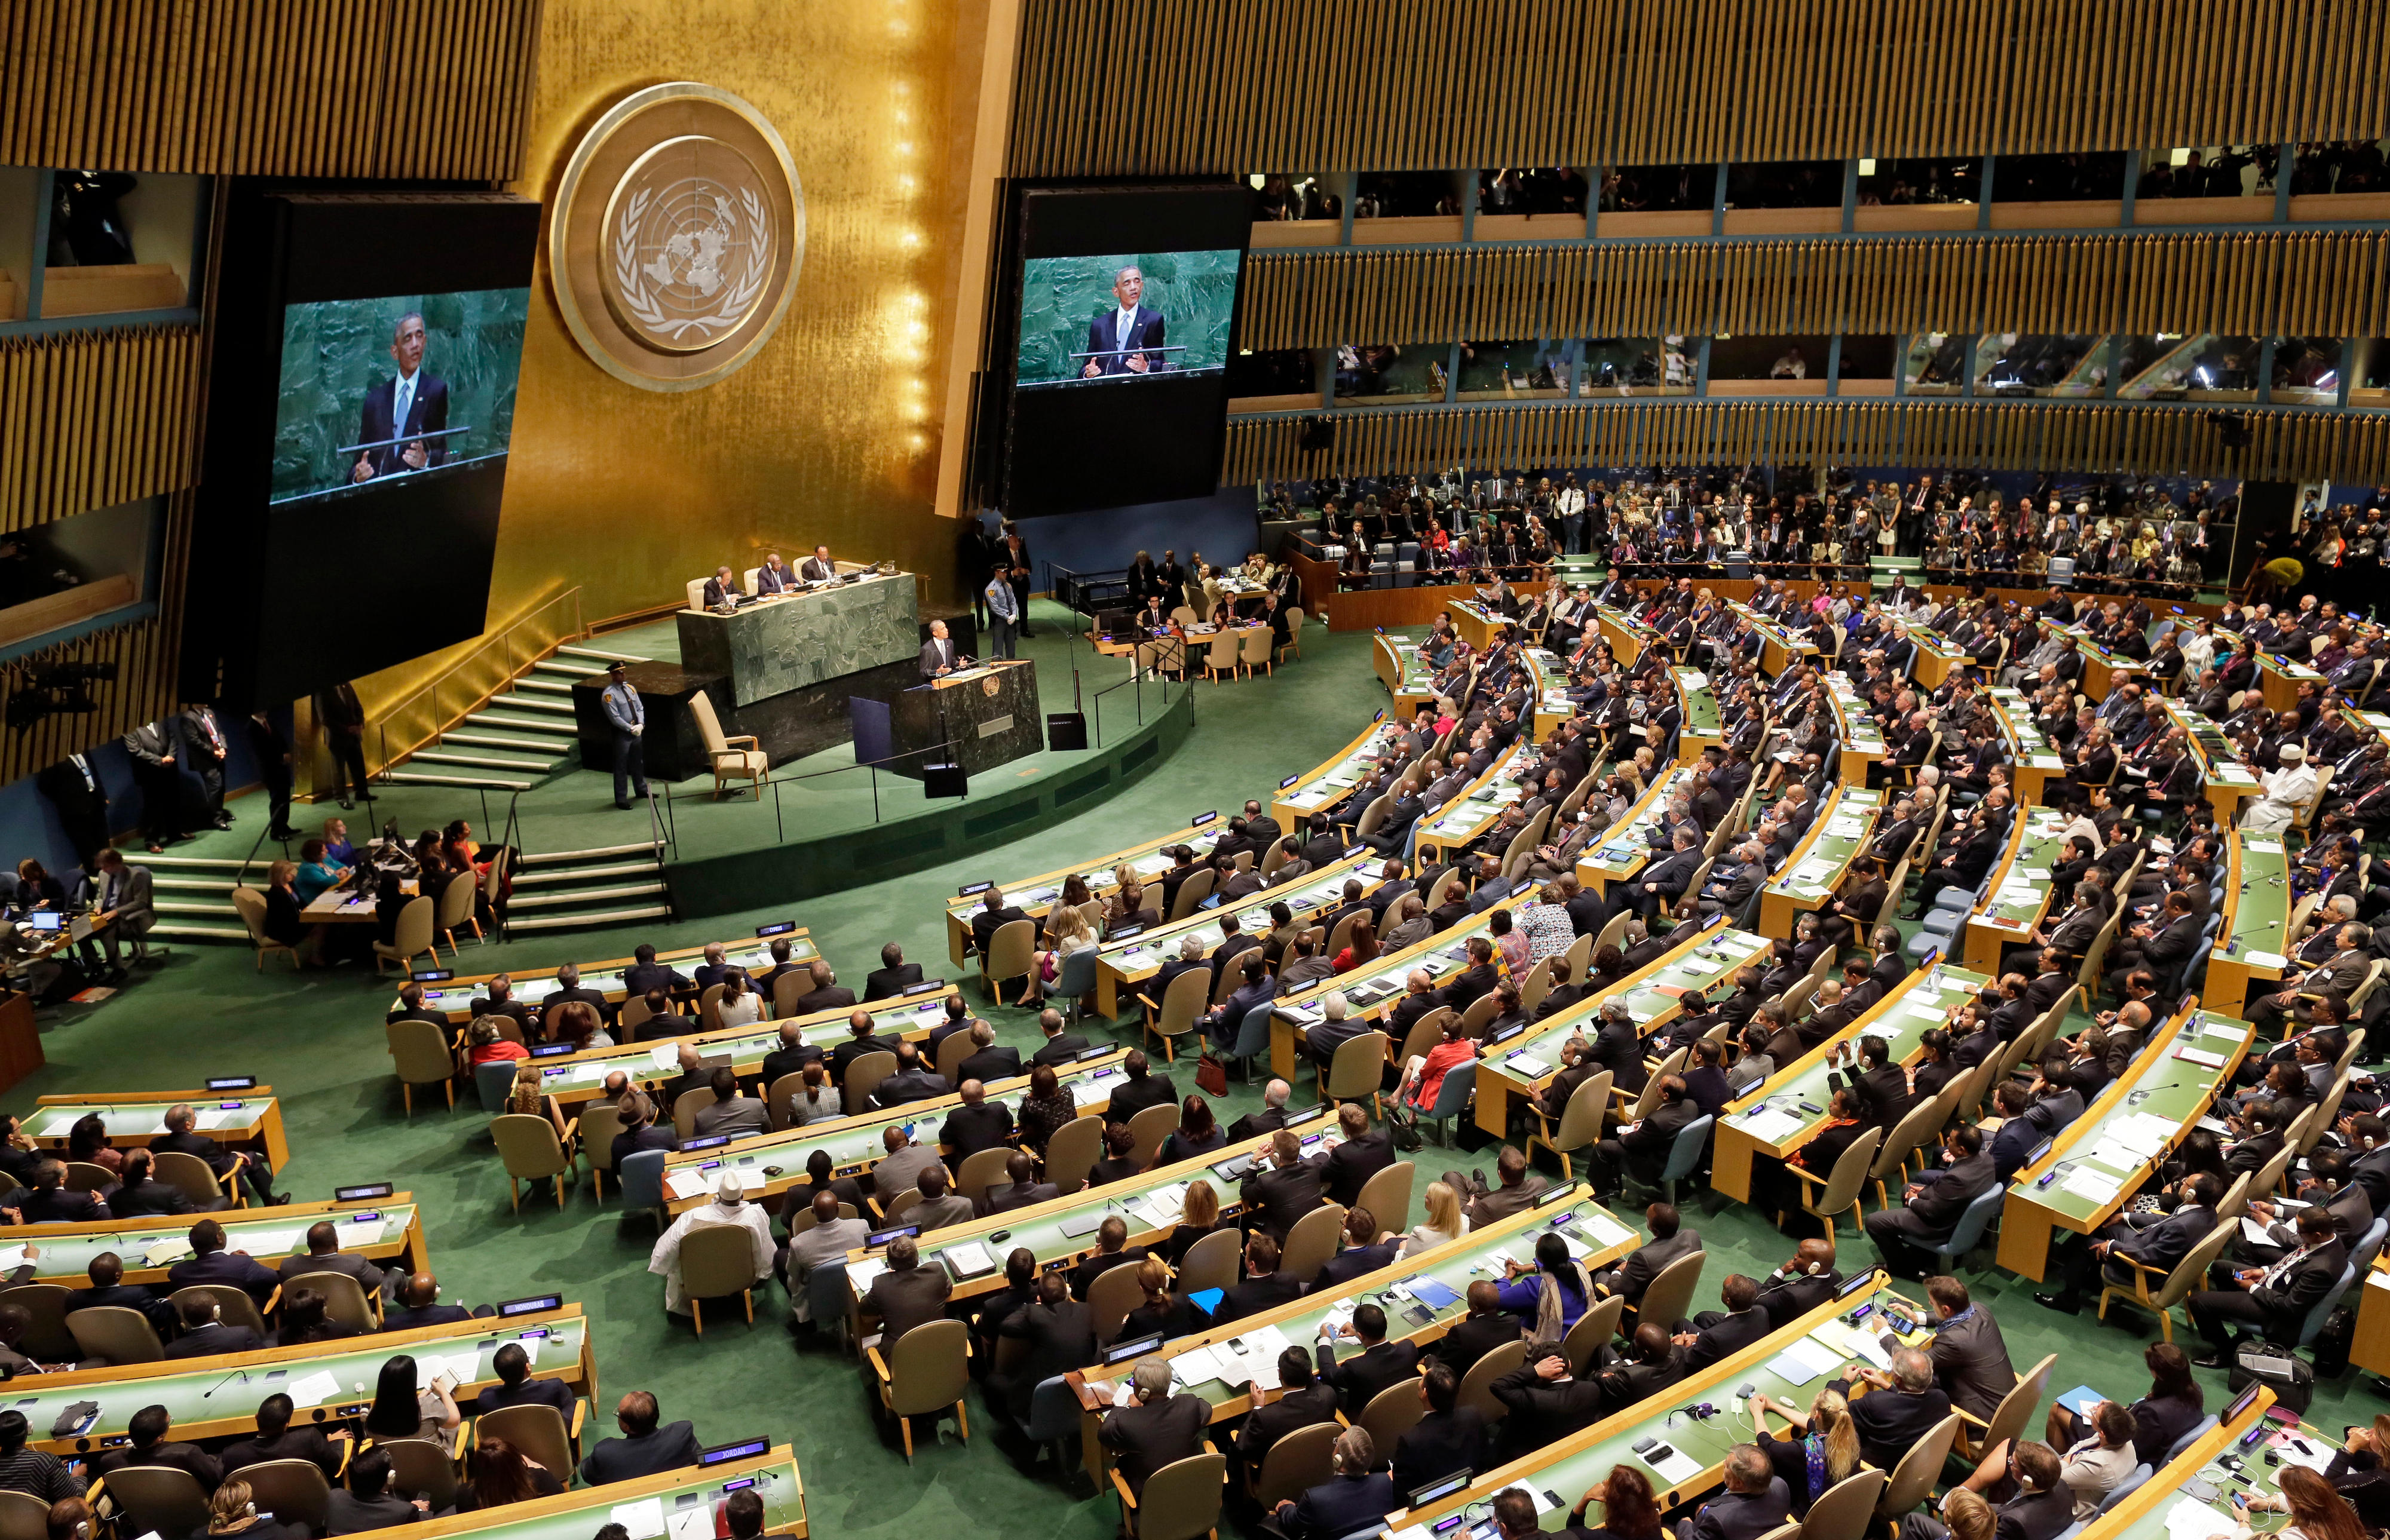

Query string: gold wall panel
[0,326,200,533]
[0,0,540,177]
[1240,231,2390,349]
[1010,0,2390,175]
[1225,400,2390,486]
[346,0,997,723]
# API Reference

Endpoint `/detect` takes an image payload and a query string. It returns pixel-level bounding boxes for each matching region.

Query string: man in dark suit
[474,1341,575,1418]
[940,1080,1016,1166]
[871,1041,949,1109]
[1320,1103,1395,1207]
[577,1392,702,1485]
[989,1271,1096,1420]
[1104,1051,1177,1122]
[1080,266,1168,378]
[2187,1206,2348,1367]
[1589,1077,1702,1200]
[622,944,690,1000]
[1589,1201,1698,1306]
[1751,1239,1840,1324]
[1031,1007,1092,1066]
[1215,1234,1304,1323]
[1673,1274,1773,1370]
[1314,1302,1420,1415]
[1390,1360,1488,1494]
[860,1235,954,1348]
[1311,1209,1400,1292]
[6,1161,108,1224]
[979,1152,1061,1217]
[1241,1128,1329,1240]
[758,1021,823,1088]
[1494,1337,1608,1456]
[1677,1445,1792,1540]
[970,888,1030,959]
[1436,1280,1523,1376]
[793,962,857,1016]
[951,1024,1022,1090]
[1908,1277,2017,1423]
[1993,1441,2078,1540]
[1864,1124,1999,1279]
[350,311,449,481]
[2037,1170,2224,1312]
[920,619,966,679]
[380,1270,473,1332]
[91,1406,222,1489]
[1234,1346,1340,1483]
[540,964,613,1028]
[158,1102,283,1206]
[219,1393,345,1480]
[863,944,924,1002]
[1226,1081,1296,1142]
[700,566,745,608]
[277,1219,387,1296]
[1100,1357,1212,1501]
[1824,1346,1953,1471]
[825,1010,900,1093]
[166,1219,278,1305]
[163,1291,265,1359]
[62,1251,171,1334]
[1275,1427,1400,1540]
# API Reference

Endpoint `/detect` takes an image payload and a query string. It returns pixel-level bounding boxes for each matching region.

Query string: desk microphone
[203,1369,252,1399]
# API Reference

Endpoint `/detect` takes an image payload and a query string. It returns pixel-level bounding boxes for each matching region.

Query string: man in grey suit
[905,1165,978,1231]
[2249,930,2372,1035]
[90,849,154,971]
[859,1234,952,1348]
[868,1124,946,1207]
[1896,1275,2015,1422]
[1594,1200,1699,1305]
[920,619,965,680]
[275,1220,387,1296]
[785,1191,869,1323]
[691,1069,769,1139]
[1460,1146,1551,1227]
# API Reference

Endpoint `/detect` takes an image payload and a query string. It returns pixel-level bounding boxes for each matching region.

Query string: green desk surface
[415,1458,806,1540]
[1767,787,1882,903]
[1475,926,1768,1100]
[1279,719,1405,818]
[1273,922,1493,1029]
[25,1100,270,1140]
[1082,1185,1640,1401]
[24,1311,588,1453]
[1578,769,1697,883]
[1674,667,1720,738]
[661,1050,1131,1192]
[1596,605,1662,653]
[18,1202,416,1277]
[1524,648,1574,723]
[2100,1392,2293,1540]
[1390,1274,1926,1529]
[2158,698,2257,787]
[531,992,958,1097]
[1416,744,1531,847]
[1727,604,1816,658]
[845,1106,1344,1293]
[1974,811,2072,931]
[1374,634,1441,701]
[2012,1008,2254,1225]
[1097,858,1381,980]
[1727,966,1987,1149]
[1984,686,2061,771]
[413,944,820,1014]
[945,824,1234,925]
[1825,676,1883,754]
[2222,836,2293,966]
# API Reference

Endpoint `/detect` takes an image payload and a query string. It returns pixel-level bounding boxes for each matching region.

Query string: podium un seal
[550,82,804,392]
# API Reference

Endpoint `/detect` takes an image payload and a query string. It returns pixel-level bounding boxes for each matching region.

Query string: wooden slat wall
[0,487,192,783]
[1010,0,2390,175]
[1241,231,2390,350]
[1224,400,2390,485]
[0,0,542,177]
[0,327,201,535]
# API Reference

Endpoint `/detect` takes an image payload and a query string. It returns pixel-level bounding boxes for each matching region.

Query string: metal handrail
[369,586,587,780]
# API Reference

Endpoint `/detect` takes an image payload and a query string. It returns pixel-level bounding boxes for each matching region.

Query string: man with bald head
[784,1191,868,1322]
[825,1007,897,1091]
[955,1020,1021,1085]
[980,1151,1061,1216]
[940,1078,1013,1161]
[1228,1079,1295,1141]
[380,1270,471,1332]
[793,961,855,1016]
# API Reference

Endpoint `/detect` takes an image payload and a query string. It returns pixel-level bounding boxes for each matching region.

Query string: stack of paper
[1770,1334,1844,1385]
[1070,1080,1113,1109]
[1169,1344,1225,1387]
[663,1169,710,1201]
[846,1257,888,1294]
[665,1507,714,1540]
[287,1368,345,1408]
[335,1216,387,1247]
[197,1106,247,1131]
[648,1042,681,1070]
[610,1499,667,1540]
[2060,1167,2124,1204]
[942,1240,996,1278]
[1583,1213,1636,1248]
[2174,1046,2230,1069]
[1736,1107,1806,1143]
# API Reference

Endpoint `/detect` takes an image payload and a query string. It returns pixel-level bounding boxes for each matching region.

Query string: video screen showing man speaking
[270,288,529,504]
[1013,249,1240,389]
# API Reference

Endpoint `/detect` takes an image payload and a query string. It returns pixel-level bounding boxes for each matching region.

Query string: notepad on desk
[1770,1334,1843,1385]
[2174,1046,2229,1069]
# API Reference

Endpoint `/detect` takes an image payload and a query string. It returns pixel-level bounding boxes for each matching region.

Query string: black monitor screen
[998,184,1251,517]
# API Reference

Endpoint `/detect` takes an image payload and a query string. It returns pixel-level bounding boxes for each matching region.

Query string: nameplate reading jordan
[497,1293,563,1317]
[1190,810,1218,827]
[699,1438,771,1467]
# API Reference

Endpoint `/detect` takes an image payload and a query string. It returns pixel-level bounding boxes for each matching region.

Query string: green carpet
[15,600,2377,1539]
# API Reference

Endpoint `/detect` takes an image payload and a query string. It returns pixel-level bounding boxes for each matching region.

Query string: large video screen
[271,290,528,504]
[1000,185,1252,517]
[188,193,540,708]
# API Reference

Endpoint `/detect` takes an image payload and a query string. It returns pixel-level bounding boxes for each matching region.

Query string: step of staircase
[152,875,237,894]
[513,861,660,885]
[514,676,575,696]
[559,644,650,664]
[507,903,672,932]
[507,881,667,910]
[535,656,611,677]
[539,841,664,861]
[492,691,575,716]
[124,853,251,869]
[443,729,569,754]
[382,769,535,792]
[152,921,250,943]
[415,748,556,772]
[158,897,238,916]
[464,711,578,737]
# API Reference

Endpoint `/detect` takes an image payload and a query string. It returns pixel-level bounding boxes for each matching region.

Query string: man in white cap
[2243,742,2315,835]
[647,1170,778,1317]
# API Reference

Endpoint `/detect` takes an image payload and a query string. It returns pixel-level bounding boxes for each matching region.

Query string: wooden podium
[885,659,1042,778]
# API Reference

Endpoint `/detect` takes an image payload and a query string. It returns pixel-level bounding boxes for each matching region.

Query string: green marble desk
[676,572,920,708]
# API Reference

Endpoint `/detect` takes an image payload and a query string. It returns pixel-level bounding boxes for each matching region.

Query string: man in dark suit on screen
[351,311,450,482]
[1080,266,1166,378]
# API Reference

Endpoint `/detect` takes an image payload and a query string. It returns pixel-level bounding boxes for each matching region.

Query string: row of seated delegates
[0,847,160,993]
[0,1103,282,1218]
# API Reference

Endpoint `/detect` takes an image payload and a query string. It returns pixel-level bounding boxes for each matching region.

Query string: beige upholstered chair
[690,692,767,800]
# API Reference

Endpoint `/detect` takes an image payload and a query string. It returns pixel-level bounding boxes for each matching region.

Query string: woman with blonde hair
[205,1481,304,1540]
[1117,1256,1211,1341]
[1748,1385,1861,1517]
[1024,901,1098,1006]
[1398,1179,1470,1257]
[1156,1178,1228,1268]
